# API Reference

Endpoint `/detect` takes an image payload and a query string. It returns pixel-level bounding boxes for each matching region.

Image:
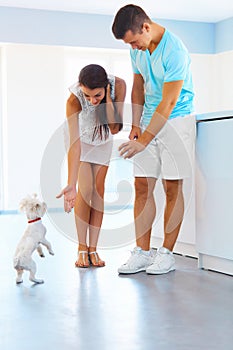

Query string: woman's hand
[56,185,77,213]
[106,83,112,103]
[129,125,141,140]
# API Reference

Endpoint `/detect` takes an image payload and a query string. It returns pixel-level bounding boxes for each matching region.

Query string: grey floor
[1,213,233,350]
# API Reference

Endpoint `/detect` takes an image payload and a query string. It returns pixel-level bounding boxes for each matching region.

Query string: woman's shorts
[133,115,196,179]
[80,140,113,166]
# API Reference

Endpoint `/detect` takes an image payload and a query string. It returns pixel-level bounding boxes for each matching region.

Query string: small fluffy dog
[13,194,54,284]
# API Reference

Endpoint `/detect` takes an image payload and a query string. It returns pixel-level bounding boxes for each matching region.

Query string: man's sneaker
[146,246,175,275]
[118,247,155,274]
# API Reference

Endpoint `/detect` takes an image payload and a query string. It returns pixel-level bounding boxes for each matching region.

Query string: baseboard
[151,236,198,258]
[198,253,233,276]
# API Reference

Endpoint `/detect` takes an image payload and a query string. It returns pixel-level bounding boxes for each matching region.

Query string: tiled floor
[1,214,233,350]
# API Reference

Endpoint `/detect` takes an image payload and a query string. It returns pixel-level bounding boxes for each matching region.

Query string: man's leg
[117,176,157,274]
[162,179,184,251]
[134,177,157,250]
[146,179,183,275]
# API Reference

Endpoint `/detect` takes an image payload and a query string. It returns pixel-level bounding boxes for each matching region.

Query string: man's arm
[138,80,184,146]
[119,80,184,158]
[129,73,144,139]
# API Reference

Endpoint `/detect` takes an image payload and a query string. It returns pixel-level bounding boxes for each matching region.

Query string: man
[112,4,196,274]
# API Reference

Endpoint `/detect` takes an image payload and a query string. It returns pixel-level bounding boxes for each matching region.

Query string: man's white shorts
[133,115,196,179]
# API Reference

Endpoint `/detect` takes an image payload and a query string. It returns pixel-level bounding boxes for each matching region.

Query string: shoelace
[124,249,141,264]
[153,252,165,264]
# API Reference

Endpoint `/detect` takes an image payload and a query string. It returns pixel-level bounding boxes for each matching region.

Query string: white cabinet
[196,113,233,275]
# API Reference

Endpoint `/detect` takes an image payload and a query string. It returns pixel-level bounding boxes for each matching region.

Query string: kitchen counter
[196,110,233,122]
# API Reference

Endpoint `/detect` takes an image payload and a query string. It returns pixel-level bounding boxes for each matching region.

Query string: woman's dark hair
[79,64,109,141]
[112,4,151,39]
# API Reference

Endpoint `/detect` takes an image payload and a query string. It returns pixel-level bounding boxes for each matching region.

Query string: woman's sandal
[88,251,105,267]
[75,251,90,268]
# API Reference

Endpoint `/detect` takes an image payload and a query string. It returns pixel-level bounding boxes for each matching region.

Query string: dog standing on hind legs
[13,194,54,284]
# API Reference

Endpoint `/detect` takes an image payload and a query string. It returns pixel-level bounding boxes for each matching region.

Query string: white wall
[191,51,233,113]
[191,54,215,114]
[214,51,233,111]
[0,48,3,209]
[1,44,65,209]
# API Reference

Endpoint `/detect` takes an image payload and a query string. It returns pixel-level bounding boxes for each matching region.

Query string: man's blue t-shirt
[130,29,195,125]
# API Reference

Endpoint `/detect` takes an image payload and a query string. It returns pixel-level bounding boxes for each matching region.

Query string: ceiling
[0,0,233,23]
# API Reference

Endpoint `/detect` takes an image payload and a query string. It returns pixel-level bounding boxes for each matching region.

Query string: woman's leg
[88,164,108,266]
[74,162,93,266]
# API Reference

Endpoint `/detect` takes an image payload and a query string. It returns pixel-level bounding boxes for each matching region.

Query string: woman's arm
[66,93,81,186]
[56,93,81,212]
[106,76,126,134]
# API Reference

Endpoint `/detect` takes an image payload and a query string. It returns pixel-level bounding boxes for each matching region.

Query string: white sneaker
[118,247,155,274]
[146,247,175,275]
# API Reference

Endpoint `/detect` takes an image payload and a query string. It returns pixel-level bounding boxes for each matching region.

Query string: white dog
[13,194,54,284]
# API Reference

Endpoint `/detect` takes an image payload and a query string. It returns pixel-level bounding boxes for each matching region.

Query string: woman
[57,64,126,267]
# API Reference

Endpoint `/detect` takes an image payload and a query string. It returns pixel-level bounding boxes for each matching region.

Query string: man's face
[123,25,151,51]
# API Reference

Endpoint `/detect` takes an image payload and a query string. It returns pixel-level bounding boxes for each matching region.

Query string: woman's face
[80,85,105,106]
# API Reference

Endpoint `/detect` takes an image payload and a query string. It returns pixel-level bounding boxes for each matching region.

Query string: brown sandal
[75,251,90,268]
[88,251,105,267]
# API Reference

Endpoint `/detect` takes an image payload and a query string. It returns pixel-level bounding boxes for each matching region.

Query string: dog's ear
[19,198,28,212]
[41,202,47,216]
[42,202,47,210]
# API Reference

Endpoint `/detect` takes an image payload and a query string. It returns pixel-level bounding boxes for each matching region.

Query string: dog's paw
[40,254,45,258]
[49,250,55,256]
[16,279,23,284]
[30,278,44,284]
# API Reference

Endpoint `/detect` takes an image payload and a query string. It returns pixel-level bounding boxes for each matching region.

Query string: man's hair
[112,4,151,39]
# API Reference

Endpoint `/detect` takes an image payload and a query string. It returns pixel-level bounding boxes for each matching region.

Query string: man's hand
[119,140,145,159]
[56,185,77,213]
